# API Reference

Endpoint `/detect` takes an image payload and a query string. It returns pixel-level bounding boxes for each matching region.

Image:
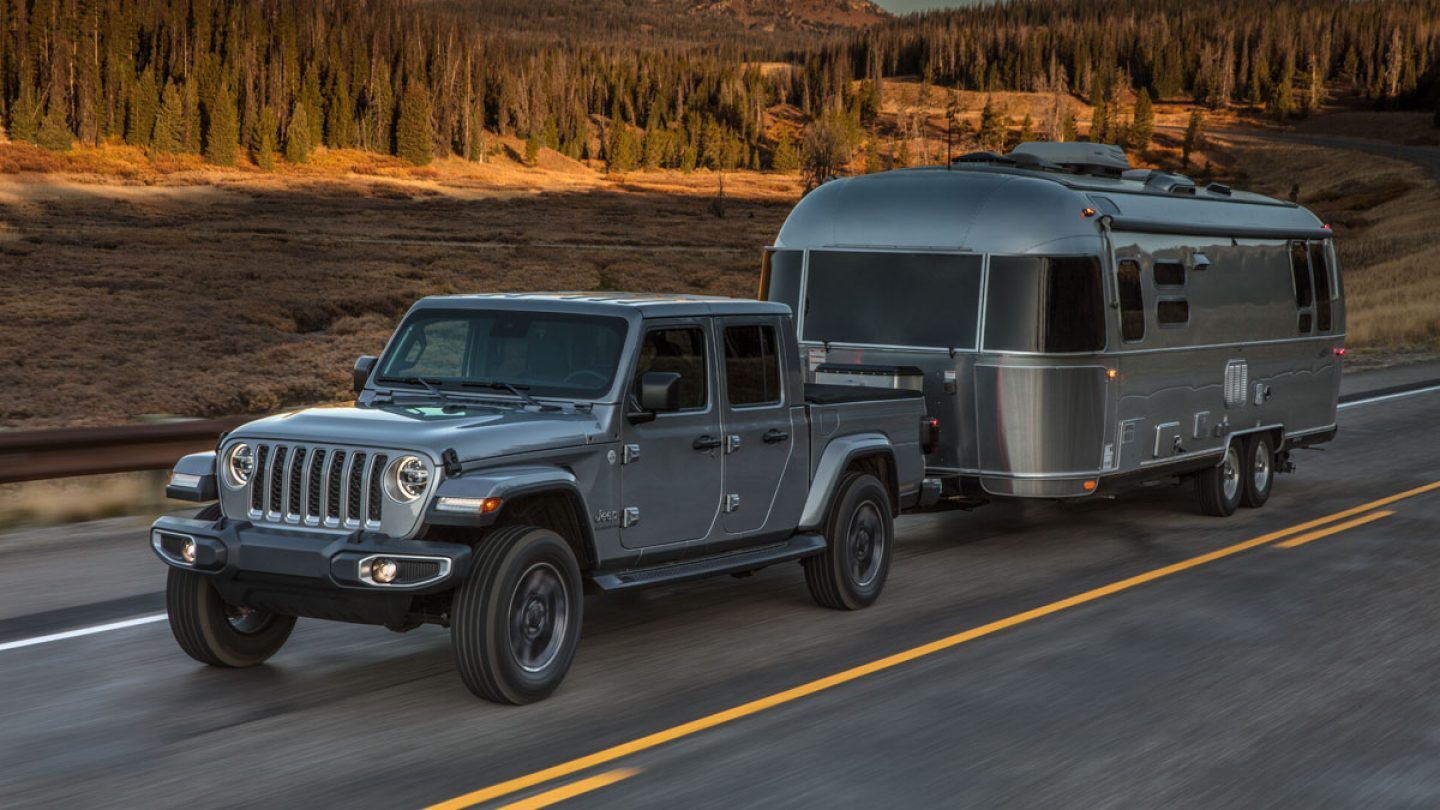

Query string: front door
[718,318,797,535]
[620,320,723,548]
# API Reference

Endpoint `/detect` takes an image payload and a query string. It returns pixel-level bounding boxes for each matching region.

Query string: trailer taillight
[920,417,941,456]
[1333,347,1346,356]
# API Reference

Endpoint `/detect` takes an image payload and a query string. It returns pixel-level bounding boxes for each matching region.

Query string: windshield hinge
[441,449,462,478]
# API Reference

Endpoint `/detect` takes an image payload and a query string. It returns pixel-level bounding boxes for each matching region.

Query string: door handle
[763,429,790,444]
[693,435,722,451]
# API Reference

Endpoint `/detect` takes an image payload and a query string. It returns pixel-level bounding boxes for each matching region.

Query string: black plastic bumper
[150,514,472,625]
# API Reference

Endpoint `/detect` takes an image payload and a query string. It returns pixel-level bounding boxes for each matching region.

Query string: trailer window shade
[1117,259,1145,342]
[1158,299,1190,326]
[802,251,982,349]
[760,250,803,318]
[984,256,1106,353]
[1310,244,1333,331]
[1153,261,1185,287]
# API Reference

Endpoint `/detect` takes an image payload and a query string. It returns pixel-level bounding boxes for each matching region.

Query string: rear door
[619,319,723,548]
[717,317,796,535]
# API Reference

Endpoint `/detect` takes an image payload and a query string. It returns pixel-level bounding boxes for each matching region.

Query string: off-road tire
[451,525,583,704]
[804,472,893,610]
[1241,433,1276,508]
[1196,443,1244,517]
[166,506,296,667]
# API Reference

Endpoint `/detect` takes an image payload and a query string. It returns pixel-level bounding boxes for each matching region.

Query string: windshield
[377,309,629,399]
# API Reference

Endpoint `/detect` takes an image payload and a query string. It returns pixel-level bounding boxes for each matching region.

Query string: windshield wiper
[376,376,466,406]
[460,380,557,411]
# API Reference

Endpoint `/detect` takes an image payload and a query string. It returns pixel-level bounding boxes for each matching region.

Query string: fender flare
[798,434,896,531]
[425,465,597,562]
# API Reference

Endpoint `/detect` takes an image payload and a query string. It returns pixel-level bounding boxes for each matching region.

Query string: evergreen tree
[184,81,202,153]
[977,96,1004,151]
[771,131,800,172]
[1062,112,1078,143]
[606,125,638,172]
[1131,89,1155,154]
[301,67,325,148]
[152,82,186,153]
[253,107,279,171]
[1269,60,1296,120]
[1018,113,1035,144]
[285,103,312,163]
[127,71,158,147]
[396,84,433,166]
[1182,109,1205,167]
[327,81,357,150]
[36,103,74,151]
[204,85,239,167]
[524,132,542,166]
[1089,98,1110,143]
[10,89,40,144]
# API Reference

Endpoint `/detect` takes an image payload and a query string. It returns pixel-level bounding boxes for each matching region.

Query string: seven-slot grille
[245,442,391,529]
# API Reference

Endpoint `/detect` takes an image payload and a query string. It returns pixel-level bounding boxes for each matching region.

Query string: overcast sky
[872,0,986,13]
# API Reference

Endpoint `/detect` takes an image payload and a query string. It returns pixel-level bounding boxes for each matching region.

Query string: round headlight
[224,443,254,488]
[388,456,429,502]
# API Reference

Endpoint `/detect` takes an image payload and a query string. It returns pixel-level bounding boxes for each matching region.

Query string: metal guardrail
[0,417,251,485]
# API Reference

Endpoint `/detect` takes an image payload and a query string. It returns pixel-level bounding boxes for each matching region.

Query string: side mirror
[353,355,378,394]
[629,371,682,423]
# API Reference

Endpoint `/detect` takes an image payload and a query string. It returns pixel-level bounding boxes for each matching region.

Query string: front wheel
[166,568,297,667]
[451,526,583,704]
[804,472,893,610]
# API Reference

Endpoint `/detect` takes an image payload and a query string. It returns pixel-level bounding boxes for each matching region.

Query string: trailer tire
[1241,434,1275,508]
[804,473,893,610]
[1196,443,1244,517]
[451,525,583,704]
[166,504,297,667]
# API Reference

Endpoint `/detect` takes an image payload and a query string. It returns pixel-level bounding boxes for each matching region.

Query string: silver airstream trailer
[760,142,1343,516]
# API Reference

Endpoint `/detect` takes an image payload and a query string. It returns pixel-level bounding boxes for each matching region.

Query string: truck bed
[803,383,925,406]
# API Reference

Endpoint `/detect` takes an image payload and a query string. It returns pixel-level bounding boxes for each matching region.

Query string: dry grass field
[0,142,801,431]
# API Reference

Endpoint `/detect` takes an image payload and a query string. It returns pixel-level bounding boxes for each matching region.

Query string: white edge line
[0,383,1434,654]
[1338,384,1440,410]
[0,613,167,653]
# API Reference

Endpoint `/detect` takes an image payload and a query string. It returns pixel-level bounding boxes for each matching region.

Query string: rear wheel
[1196,443,1243,517]
[804,472,893,610]
[451,525,583,704]
[1241,434,1276,508]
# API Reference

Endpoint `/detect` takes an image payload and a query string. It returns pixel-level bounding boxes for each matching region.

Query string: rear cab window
[723,323,782,407]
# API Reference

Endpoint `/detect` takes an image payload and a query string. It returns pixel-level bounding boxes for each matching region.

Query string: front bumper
[151,514,472,625]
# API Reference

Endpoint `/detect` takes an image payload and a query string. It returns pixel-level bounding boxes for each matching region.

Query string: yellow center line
[1277,509,1395,548]
[497,769,639,810]
[425,479,1440,810]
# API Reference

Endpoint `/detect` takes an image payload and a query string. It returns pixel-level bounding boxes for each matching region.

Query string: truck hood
[229,403,612,462]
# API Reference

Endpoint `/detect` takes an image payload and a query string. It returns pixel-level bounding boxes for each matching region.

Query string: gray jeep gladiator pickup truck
[152,293,931,703]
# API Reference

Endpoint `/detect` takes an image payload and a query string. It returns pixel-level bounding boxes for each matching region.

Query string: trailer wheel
[1196,444,1244,517]
[1241,434,1275,508]
[804,472,893,610]
[451,525,583,704]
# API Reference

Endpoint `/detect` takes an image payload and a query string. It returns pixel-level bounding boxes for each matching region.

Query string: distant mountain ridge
[683,0,891,30]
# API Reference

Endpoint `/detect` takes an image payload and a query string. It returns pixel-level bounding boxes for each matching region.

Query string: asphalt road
[2,368,1439,808]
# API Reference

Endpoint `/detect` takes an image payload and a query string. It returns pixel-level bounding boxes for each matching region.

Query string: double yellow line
[431,480,1437,810]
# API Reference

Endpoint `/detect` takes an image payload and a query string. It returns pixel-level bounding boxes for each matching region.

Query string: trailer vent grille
[1224,360,1248,408]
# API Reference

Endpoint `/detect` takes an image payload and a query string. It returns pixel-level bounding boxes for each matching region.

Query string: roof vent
[952,150,1015,166]
[1007,142,1130,177]
[1206,182,1233,196]
[1123,169,1197,195]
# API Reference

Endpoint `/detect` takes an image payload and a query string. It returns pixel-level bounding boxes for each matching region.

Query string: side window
[1117,259,1145,342]
[723,324,782,406]
[635,327,708,410]
[1157,299,1189,326]
[1310,243,1333,332]
[1290,241,1314,334]
[1153,260,1186,287]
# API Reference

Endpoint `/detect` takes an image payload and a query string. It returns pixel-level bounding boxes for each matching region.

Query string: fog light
[181,539,197,564]
[371,557,398,584]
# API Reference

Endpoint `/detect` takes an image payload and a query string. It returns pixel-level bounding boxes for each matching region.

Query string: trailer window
[803,251,982,349]
[1310,244,1333,331]
[723,324,781,406]
[760,249,803,317]
[984,256,1106,353]
[1157,299,1189,326]
[1117,259,1144,342]
[1153,260,1185,287]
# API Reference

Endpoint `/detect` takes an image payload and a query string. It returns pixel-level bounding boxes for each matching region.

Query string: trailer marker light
[1082,480,1098,492]
[1106,368,1118,380]
[1081,207,1098,218]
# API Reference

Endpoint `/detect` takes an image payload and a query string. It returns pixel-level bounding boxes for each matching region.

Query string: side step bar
[589,533,826,592]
